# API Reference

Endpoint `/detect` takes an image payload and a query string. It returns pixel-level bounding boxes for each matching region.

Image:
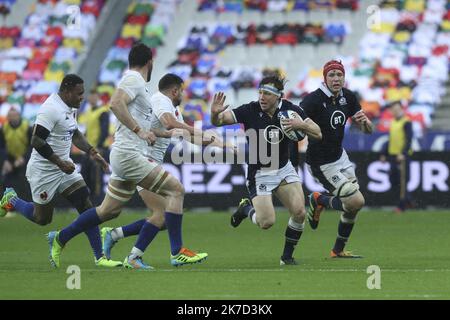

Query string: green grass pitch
[1,209,450,300]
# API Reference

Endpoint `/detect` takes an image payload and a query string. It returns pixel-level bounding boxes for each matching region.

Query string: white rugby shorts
[247,161,301,198]
[306,149,357,196]
[26,164,84,204]
[109,148,159,183]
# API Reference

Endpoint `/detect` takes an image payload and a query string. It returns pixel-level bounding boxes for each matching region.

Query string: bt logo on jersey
[330,110,346,129]
[263,125,284,144]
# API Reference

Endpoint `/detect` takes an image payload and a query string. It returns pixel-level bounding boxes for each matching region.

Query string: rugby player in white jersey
[100,73,228,267]
[46,44,207,269]
[0,74,121,267]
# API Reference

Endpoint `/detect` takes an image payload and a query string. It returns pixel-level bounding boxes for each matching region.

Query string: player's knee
[97,206,121,220]
[353,193,365,210]
[345,193,365,212]
[108,209,122,219]
[174,182,185,198]
[167,181,184,200]
[147,214,165,229]
[294,207,306,222]
[66,186,93,213]
[76,199,92,214]
[260,222,274,230]
[259,217,275,230]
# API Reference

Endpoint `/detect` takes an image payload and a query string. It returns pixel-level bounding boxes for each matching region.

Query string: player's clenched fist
[89,148,110,173]
[57,159,75,174]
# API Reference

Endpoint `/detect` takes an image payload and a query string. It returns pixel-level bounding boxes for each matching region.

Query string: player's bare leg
[141,191,166,228]
[28,203,55,225]
[0,187,55,224]
[251,195,276,229]
[231,195,275,229]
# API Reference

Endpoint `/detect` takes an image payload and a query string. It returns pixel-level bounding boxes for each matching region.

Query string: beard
[173,97,181,107]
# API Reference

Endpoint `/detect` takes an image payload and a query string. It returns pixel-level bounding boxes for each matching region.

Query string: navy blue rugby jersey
[300,83,361,166]
[231,99,308,179]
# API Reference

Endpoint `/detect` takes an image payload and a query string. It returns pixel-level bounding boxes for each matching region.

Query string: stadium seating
[283,0,450,134]
[166,15,351,126]
[94,1,178,101]
[197,0,359,13]
[2,0,449,135]
[0,0,105,125]
[91,0,181,136]
[174,0,449,135]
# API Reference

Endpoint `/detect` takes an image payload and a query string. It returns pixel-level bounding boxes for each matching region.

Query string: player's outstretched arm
[201,130,237,153]
[210,92,235,127]
[159,112,195,135]
[159,113,218,146]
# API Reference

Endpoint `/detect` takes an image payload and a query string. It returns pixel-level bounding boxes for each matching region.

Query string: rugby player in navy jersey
[210,76,322,265]
[301,60,373,258]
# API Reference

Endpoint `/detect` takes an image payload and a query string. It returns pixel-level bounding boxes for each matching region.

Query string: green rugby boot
[171,247,208,267]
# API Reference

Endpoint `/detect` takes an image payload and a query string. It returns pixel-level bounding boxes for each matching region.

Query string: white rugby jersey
[144,91,184,163]
[112,70,153,153]
[28,93,77,170]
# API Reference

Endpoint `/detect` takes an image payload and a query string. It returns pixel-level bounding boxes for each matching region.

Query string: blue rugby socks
[58,208,102,246]
[165,212,183,256]
[10,197,35,222]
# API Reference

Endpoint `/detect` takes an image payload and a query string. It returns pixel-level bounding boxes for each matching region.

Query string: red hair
[323,60,345,79]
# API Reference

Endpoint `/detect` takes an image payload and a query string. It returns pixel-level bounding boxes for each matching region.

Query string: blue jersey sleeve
[231,103,254,126]
[299,95,316,119]
[292,104,309,120]
[348,91,362,118]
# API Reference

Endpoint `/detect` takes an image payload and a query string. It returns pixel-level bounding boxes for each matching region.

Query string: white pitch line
[2,268,450,273]
[204,294,446,299]
[155,268,450,273]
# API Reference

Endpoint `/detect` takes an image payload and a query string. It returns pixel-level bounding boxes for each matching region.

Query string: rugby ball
[279,110,306,141]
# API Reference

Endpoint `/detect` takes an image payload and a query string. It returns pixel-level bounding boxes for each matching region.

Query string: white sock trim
[288,217,305,231]
[340,214,356,224]
[251,213,257,225]
[130,247,144,259]
[111,227,124,241]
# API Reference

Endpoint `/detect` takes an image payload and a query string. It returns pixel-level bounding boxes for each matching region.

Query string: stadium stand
[289,0,450,135]
[173,0,450,136]
[2,0,450,136]
[0,0,105,125]
[91,0,181,137]
[197,0,359,13]
[158,0,355,129]
[95,2,172,103]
